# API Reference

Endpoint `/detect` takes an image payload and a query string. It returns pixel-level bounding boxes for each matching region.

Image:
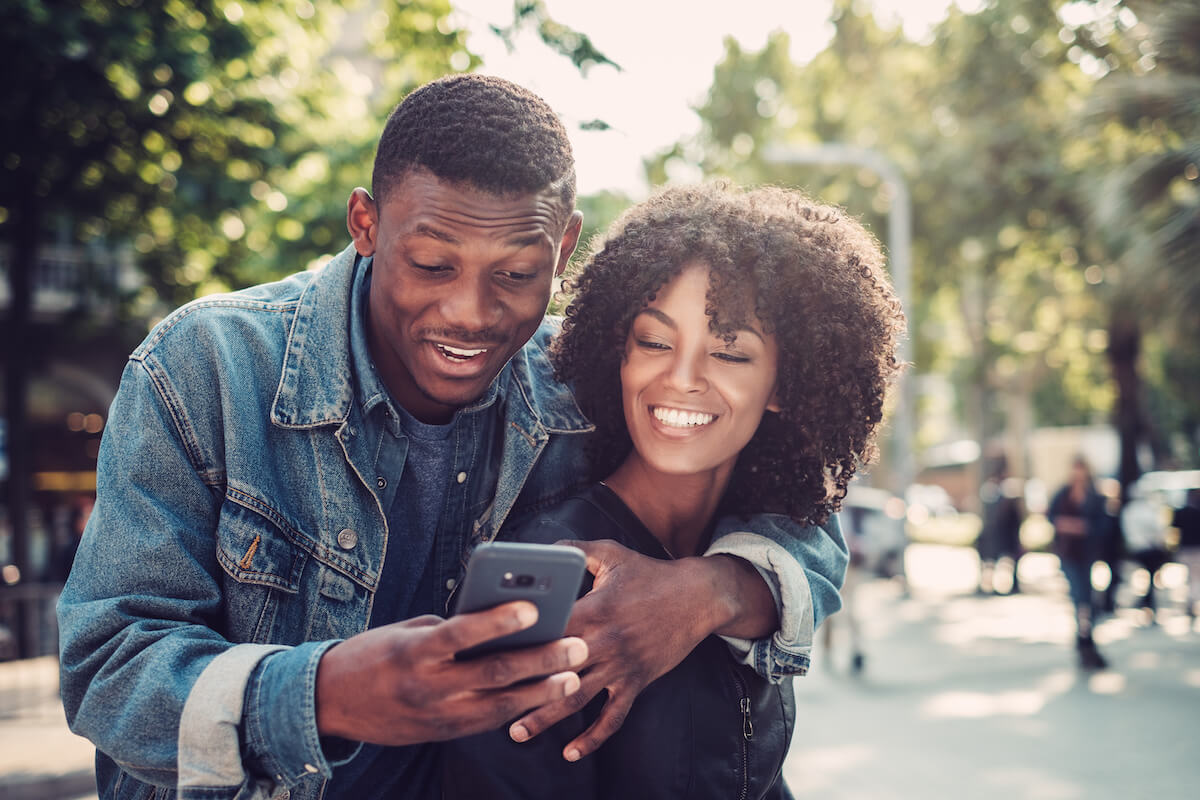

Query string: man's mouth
[434,343,489,362]
[652,406,716,428]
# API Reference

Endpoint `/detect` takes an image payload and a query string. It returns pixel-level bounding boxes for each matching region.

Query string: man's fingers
[466,670,582,734]
[553,538,624,577]
[432,601,539,655]
[462,637,588,689]
[562,692,633,761]
[508,671,605,742]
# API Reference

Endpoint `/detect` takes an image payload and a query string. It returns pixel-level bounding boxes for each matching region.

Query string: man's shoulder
[133,247,359,364]
[522,316,564,367]
[133,270,316,360]
[504,315,593,435]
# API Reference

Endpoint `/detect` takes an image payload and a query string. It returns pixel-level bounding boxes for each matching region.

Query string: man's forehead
[383,168,571,232]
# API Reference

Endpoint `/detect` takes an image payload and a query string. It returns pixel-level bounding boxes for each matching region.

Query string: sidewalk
[2,544,1197,799]
[787,545,1200,799]
[0,656,95,800]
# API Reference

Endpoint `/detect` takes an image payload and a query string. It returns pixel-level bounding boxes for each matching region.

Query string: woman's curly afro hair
[554,182,907,526]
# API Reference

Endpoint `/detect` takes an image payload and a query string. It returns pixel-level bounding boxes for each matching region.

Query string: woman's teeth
[653,407,715,428]
[436,343,487,361]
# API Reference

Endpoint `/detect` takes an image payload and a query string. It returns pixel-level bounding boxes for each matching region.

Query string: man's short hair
[372,74,576,213]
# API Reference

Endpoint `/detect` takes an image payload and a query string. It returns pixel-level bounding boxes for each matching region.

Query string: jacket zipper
[731,667,752,800]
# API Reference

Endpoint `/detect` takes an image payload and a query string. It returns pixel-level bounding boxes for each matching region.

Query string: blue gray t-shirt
[328,261,465,798]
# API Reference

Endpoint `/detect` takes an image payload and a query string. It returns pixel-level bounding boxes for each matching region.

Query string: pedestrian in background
[1173,488,1200,623]
[1048,457,1108,670]
[1121,479,1171,623]
[976,460,1025,596]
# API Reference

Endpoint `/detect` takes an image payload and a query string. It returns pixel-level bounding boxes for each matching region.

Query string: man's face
[349,169,581,423]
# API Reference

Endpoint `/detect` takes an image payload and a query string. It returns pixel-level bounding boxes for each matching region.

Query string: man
[59,75,846,800]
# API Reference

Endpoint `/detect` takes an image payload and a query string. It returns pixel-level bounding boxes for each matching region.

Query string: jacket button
[376,476,387,489]
[456,471,467,484]
[336,528,358,549]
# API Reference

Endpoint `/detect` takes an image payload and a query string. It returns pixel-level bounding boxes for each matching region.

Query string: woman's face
[619,263,780,479]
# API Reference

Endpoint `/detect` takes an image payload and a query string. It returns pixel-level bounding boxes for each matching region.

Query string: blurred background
[1,0,1198,797]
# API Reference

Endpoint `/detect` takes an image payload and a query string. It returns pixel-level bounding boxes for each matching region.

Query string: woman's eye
[635,338,670,351]
[713,351,751,363]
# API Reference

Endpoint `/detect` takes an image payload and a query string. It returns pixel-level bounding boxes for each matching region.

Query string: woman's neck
[602,456,733,558]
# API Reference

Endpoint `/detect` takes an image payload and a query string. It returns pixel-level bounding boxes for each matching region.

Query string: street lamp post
[763,144,915,496]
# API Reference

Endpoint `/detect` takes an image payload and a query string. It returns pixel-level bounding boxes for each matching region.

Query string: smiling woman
[443,180,907,799]
[558,181,906,527]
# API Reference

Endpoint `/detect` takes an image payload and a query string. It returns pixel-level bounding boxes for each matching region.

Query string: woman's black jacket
[442,484,796,800]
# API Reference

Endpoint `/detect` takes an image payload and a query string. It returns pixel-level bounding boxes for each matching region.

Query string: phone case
[453,541,587,659]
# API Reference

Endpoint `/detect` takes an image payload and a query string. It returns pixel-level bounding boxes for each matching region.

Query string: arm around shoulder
[705,513,849,680]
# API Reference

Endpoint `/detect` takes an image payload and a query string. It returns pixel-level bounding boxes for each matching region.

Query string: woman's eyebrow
[635,307,676,329]
[635,307,765,342]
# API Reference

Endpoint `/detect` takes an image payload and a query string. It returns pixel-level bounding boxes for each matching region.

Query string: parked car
[842,484,908,579]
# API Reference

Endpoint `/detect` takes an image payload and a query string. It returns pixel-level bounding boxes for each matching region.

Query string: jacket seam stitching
[225,486,373,586]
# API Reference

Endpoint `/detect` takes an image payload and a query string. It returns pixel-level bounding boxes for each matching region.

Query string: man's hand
[507,539,777,761]
[315,601,587,746]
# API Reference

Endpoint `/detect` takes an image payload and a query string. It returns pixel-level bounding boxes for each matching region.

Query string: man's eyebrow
[406,226,548,249]
[506,232,551,248]
[635,307,766,342]
[410,224,459,245]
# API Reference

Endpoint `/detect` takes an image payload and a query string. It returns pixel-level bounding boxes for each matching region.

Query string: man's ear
[347,188,379,257]
[555,210,585,277]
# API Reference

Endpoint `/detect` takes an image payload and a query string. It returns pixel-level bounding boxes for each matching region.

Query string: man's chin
[407,377,496,421]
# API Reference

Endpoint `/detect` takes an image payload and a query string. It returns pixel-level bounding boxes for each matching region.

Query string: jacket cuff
[242,640,361,789]
[705,532,814,682]
[177,643,287,795]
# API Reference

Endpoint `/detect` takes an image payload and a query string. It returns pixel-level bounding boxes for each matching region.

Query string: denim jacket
[58,244,846,800]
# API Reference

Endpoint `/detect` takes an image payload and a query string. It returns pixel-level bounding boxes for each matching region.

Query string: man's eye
[499,271,537,283]
[411,262,449,273]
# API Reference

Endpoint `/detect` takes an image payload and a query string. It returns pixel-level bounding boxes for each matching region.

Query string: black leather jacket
[443,484,796,799]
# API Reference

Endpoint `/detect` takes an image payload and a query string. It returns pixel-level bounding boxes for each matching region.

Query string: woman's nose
[663,350,708,394]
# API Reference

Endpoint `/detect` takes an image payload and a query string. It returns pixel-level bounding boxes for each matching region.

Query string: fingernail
[510,723,529,743]
[566,639,587,666]
[560,672,581,696]
[515,603,538,627]
[565,748,581,762]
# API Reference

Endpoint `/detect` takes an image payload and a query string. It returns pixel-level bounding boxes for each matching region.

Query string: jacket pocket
[216,496,308,593]
[215,492,310,643]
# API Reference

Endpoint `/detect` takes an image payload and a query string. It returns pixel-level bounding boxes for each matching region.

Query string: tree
[649,0,1115,498]
[0,0,473,600]
[0,0,619,610]
[1081,0,1200,479]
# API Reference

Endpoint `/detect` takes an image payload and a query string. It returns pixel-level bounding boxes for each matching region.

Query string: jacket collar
[270,244,591,434]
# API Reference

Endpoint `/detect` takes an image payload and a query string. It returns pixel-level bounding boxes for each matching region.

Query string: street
[2,544,1198,799]
[788,545,1200,799]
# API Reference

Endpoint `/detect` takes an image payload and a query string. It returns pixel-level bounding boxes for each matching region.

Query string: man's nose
[441,274,502,331]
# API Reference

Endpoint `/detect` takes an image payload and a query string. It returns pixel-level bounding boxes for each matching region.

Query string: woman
[445,182,905,798]
[1049,456,1109,669]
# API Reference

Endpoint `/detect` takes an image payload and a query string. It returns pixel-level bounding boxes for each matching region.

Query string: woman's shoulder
[505,484,662,556]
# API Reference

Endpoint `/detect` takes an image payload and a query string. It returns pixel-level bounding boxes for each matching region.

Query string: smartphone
[452,541,587,659]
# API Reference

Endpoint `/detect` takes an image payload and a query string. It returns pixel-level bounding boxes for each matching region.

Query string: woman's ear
[766,387,782,414]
